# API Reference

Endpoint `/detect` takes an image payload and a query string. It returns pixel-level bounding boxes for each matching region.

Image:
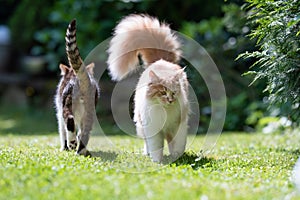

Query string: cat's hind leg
[76,111,93,156]
[76,129,91,156]
[58,115,68,151]
[66,115,77,150]
[62,90,77,151]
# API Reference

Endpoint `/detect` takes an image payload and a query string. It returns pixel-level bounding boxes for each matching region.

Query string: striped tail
[65,19,83,72]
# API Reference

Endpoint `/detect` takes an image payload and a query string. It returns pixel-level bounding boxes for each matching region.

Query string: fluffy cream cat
[107,14,189,162]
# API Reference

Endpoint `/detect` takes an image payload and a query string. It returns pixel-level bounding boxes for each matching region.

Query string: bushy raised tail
[65,19,83,72]
[107,14,182,81]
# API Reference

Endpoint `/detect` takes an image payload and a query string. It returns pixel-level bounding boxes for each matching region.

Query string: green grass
[1,132,300,199]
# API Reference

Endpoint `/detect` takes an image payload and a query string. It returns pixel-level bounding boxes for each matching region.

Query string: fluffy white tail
[107,14,181,81]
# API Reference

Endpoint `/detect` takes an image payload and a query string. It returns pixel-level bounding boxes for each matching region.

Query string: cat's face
[146,70,183,105]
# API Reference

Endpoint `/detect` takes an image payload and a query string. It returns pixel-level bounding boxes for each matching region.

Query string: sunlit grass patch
[1,132,300,199]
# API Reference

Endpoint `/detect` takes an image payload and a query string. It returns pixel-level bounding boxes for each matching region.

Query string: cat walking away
[107,14,190,162]
[55,19,100,156]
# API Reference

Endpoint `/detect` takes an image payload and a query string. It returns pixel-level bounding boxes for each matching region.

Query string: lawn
[1,131,300,200]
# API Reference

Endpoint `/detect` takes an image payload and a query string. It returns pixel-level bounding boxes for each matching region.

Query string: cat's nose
[168,98,173,104]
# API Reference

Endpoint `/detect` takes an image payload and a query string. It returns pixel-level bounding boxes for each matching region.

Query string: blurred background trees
[0,0,298,134]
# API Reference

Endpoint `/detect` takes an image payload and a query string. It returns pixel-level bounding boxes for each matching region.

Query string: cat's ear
[149,70,160,82]
[174,67,186,79]
[86,62,95,75]
[177,67,186,74]
[59,64,70,76]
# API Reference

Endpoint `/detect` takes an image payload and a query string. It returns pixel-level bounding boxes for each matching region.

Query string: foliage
[239,0,300,123]
[8,0,55,54]
[1,132,300,199]
[7,0,282,132]
[181,3,267,131]
[0,0,18,24]
[8,0,223,71]
[32,0,134,71]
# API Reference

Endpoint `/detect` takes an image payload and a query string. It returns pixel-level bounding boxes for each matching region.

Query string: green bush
[8,0,54,54]
[20,0,223,71]
[33,0,133,71]
[239,0,300,124]
[181,3,267,131]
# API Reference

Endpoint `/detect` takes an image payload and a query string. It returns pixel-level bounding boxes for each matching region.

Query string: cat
[107,14,190,162]
[55,19,100,156]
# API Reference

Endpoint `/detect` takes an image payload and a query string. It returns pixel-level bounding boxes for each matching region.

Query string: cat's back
[136,59,182,86]
[149,59,181,78]
[59,73,75,93]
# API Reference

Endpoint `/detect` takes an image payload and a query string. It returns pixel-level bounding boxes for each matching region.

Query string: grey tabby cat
[55,19,100,156]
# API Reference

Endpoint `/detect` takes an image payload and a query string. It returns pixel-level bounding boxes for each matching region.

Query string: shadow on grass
[90,150,118,162]
[276,148,300,156]
[163,151,216,170]
[88,150,216,170]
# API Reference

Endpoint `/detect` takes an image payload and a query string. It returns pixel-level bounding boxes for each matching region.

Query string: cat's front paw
[149,151,163,163]
[170,152,183,160]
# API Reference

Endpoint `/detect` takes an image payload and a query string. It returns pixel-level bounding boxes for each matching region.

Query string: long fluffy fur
[107,14,189,162]
[107,14,181,81]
